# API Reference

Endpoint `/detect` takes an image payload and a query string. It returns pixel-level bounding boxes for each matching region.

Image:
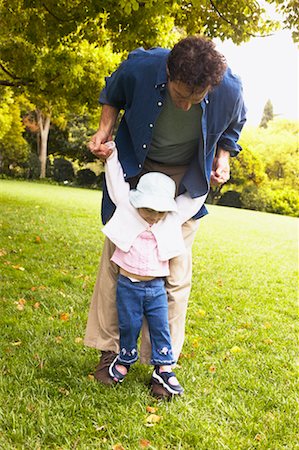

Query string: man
[84,35,246,396]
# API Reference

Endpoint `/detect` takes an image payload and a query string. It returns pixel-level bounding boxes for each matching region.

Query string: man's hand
[88,130,113,161]
[87,105,120,161]
[210,148,230,186]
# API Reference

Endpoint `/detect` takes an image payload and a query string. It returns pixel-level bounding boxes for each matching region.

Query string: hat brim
[129,190,177,212]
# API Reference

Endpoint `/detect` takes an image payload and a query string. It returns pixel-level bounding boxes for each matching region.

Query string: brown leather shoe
[94,351,118,385]
[150,379,172,399]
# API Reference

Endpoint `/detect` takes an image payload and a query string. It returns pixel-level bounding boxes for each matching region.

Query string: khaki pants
[84,218,199,363]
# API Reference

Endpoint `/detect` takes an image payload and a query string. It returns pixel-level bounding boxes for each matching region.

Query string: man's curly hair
[167,36,227,90]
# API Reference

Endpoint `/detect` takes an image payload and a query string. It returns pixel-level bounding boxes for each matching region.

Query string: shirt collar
[155,61,168,88]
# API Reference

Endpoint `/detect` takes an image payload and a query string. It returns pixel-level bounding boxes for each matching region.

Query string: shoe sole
[152,371,184,395]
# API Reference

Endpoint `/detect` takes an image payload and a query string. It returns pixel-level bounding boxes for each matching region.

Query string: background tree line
[0,0,298,216]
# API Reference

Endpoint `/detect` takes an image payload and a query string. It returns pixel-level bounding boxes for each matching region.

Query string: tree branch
[209,0,274,38]
[0,79,34,86]
[0,62,19,80]
[0,63,34,86]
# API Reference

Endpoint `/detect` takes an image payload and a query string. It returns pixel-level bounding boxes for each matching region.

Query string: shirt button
[123,173,127,178]
[138,164,142,169]
[149,123,154,128]
[157,101,163,107]
[161,83,166,88]
[154,84,158,88]
[142,144,147,149]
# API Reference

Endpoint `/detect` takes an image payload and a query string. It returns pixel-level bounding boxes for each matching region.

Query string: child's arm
[175,191,208,224]
[104,142,130,205]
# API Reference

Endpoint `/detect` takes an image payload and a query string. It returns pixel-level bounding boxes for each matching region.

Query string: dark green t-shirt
[147,90,203,165]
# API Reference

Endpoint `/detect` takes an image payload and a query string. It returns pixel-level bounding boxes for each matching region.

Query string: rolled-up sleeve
[217,90,247,157]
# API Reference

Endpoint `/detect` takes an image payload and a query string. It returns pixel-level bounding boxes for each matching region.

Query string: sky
[215,30,298,126]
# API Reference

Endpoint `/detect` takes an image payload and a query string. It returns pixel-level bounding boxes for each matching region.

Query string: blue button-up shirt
[99,47,246,224]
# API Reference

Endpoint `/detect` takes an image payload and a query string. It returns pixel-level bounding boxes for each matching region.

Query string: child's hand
[88,132,114,161]
[101,141,115,161]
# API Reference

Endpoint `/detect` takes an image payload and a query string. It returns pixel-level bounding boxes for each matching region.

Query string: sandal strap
[109,357,130,382]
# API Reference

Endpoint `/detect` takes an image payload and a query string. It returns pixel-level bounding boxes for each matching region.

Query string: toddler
[102,142,207,395]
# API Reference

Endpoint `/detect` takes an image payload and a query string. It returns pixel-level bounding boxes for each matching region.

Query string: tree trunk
[36,110,51,178]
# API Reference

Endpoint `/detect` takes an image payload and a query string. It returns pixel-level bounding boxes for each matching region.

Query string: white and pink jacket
[102,144,207,275]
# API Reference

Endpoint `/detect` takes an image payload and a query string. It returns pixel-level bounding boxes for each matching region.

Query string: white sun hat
[129,172,177,212]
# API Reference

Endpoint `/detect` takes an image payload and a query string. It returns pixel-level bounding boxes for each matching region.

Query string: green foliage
[218,118,299,216]
[269,0,299,41]
[259,99,274,128]
[241,119,299,189]
[229,146,266,186]
[0,89,30,174]
[241,184,299,217]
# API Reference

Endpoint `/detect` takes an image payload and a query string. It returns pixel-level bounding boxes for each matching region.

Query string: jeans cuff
[151,358,176,365]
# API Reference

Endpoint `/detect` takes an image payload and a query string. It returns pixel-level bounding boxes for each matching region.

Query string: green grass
[0,179,298,450]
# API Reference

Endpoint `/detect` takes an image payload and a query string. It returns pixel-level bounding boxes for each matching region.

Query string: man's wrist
[216,148,230,159]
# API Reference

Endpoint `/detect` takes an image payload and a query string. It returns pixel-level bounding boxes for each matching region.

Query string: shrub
[241,185,299,217]
[76,168,97,186]
[53,158,74,182]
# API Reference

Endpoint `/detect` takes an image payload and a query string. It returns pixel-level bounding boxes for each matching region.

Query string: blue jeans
[116,274,176,366]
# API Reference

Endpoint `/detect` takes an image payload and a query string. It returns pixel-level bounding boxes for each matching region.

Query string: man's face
[167,79,210,111]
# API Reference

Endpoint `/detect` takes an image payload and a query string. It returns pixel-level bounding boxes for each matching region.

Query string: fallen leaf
[58,387,70,396]
[140,439,151,448]
[230,346,242,354]
[196,309,206,318]
[55,336,63,343]
[262,322,272,329]
[60,312,69,321]
[87,374,95,381]
[225,305,233,312]
[16,303,25,311]
[35,236,42,243]
[11,341,22,346]
[75,337,83,344]
[12,265,25,271]
[255,434,262,441]
[241,323,253,329]
[191,337,202,348]
[146,406,158,413]
[208,365,216,374]
[263,338,273,345]
[112,444,125,450]
[179,352,194,360]
[145,414,161,424]
[217,279,223,287]
[93,424,106,431]
[33,302,41,309]
[0,249,7,257]
[15,298,26,310]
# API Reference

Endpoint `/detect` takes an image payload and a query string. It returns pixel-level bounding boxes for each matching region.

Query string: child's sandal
[152,367,184,395]
[108,357,130,383]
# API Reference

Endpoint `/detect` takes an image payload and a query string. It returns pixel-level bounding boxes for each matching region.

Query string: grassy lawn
[0,179,298,450]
